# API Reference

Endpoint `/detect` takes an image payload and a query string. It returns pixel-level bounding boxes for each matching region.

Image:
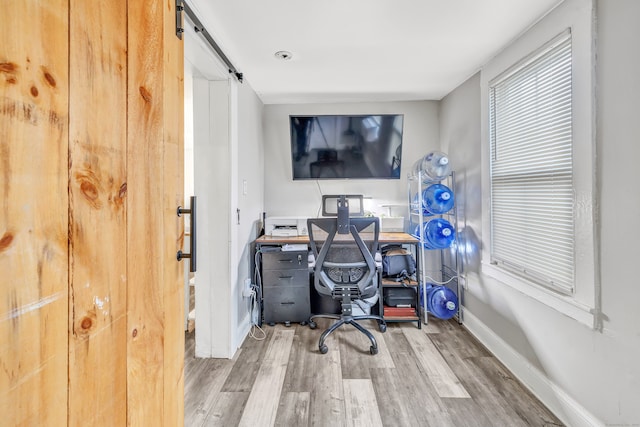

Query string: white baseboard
[462,309,603,427]
[235,313,252,353]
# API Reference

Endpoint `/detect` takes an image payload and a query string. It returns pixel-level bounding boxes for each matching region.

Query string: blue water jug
[418,283,435,311]
[426,285,458,320]
[414,218,455,249]
[420,183,454,215]
[418,284,458,320]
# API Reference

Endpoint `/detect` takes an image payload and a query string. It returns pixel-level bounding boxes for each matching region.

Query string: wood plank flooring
[184,318,564,427]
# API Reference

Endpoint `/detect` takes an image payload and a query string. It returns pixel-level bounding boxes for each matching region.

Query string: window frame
[479,0,598,328]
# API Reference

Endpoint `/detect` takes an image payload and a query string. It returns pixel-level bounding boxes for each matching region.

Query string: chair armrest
[308,253,316,269]
[375,252,382,269]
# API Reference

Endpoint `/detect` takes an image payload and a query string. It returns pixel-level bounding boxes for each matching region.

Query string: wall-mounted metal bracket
[175,0,184,40]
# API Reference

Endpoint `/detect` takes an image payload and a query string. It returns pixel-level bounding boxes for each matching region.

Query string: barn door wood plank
[127,0,184,424]
[68,1,128,424]
[0,1,69,425]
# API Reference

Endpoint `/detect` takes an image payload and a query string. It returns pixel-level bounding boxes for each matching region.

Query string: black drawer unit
[261,250,310,325]
[262,250,307,271]
[262,269,309,288]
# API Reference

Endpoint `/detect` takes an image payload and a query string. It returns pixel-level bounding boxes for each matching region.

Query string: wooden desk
[255,232,418,246]
[255,232,421,328]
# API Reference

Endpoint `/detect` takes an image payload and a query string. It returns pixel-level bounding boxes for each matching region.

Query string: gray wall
[439,1,640,425]
[263,101,439,218]
[595,0,640,419]
[439,73,482,276]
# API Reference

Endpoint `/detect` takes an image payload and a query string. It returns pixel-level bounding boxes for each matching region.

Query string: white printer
[265,216,308,237]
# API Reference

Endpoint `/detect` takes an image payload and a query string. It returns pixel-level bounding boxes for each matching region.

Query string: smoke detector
[274,51,293,60]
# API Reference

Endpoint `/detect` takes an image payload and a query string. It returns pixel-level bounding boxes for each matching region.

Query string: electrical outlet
[243,278,253,298]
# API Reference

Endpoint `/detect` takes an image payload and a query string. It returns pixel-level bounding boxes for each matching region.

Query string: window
[489,31,574,295]
[480,0,596,327]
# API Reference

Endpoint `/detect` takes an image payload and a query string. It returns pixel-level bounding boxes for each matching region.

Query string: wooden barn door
[1,1,184,425]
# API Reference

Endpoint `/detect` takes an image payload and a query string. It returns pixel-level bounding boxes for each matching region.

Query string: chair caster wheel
[319,345,328,354]
[309,321,317,329]
[379,323,387,333]
[370,346,378,355]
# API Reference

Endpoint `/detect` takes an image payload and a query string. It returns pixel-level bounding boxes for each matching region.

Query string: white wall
[439,0,640,425]
[263,101,439,218]
[233,79,264,350]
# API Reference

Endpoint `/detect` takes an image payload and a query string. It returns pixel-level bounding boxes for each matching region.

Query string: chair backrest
[307,216,380,299]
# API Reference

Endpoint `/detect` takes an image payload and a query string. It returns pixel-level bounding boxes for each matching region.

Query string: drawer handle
[279,275,293,280]
[278,259,293,263]
[280,301,295,305]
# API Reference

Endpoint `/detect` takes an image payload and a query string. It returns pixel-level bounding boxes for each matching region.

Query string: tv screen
[290,114,404,180]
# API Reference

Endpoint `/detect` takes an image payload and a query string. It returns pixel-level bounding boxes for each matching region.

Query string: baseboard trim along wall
[461,309,603,427]
[236,313,252,354]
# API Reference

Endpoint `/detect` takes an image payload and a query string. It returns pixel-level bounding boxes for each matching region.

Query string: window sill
[480,262,595,329]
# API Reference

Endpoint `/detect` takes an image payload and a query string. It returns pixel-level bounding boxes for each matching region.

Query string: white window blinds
[489,31,574,295]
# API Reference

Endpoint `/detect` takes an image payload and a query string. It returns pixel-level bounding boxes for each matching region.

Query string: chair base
[309,314,386,355]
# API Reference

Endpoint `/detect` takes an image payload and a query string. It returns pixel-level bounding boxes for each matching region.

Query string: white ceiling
[188,0,563,104]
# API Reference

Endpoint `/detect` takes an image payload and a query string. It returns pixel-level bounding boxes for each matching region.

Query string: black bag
[381,245,416,280]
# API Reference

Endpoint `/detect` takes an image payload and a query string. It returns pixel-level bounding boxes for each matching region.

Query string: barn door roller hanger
[175,0,243,82]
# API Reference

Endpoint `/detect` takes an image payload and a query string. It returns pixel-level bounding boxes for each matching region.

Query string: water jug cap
[445,301,456,310]
[442,228,452,237]
[441,192,451,200]
[438,157,449,166]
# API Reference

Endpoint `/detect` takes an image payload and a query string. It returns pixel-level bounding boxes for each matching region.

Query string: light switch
[242,179,248,195]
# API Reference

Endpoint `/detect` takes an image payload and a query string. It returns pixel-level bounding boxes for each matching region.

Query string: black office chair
[307,196,386,355]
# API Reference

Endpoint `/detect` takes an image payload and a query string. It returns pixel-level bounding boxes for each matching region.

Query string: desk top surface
[255,232,418,245]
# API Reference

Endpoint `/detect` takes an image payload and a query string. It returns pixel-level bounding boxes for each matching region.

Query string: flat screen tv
[289,114,404,180]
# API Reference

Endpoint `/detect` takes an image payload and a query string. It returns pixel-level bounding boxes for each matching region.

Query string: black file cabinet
[261,250,310,325]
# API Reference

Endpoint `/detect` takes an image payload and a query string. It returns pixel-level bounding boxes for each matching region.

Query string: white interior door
[184,23,235,358]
